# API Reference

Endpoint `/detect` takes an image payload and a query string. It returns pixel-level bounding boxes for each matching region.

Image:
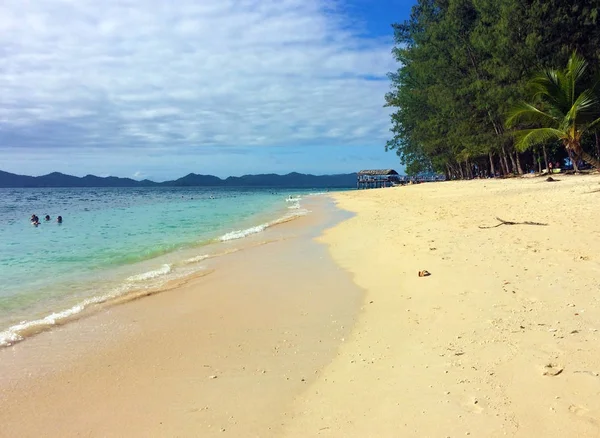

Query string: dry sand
[282,174,600,437]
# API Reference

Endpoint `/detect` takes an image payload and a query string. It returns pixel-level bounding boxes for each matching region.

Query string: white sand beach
[283,174,600,437]
[1,176,600,437]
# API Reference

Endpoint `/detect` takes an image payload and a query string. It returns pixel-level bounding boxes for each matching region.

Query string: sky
[0,0,415,181]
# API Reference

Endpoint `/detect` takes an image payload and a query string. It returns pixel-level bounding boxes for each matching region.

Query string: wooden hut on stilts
[357,169,400,189]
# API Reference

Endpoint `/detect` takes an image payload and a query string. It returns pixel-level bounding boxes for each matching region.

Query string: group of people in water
[31,214,62,226]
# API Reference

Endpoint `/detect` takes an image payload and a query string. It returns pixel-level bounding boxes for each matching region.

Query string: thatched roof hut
[357,169,399,176]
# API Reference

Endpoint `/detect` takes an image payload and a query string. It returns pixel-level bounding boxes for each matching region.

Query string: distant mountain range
[0,170,358,188]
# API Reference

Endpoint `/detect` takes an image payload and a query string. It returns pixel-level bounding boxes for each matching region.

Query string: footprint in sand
[543,363,564,376]
[569,404,590,416]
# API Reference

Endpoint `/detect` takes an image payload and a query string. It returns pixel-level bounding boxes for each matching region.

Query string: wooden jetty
[357,169,445,189]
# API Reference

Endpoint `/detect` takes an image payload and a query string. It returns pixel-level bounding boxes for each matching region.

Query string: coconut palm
[506,52,600,171]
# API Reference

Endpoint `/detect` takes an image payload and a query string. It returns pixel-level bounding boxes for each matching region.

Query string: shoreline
[0,195,364,437]
[4,175,599,436]
[282,174,600,437]
[0,191,314,348]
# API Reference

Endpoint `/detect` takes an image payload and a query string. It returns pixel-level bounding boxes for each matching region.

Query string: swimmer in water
[45,215,51,221]
[57,215,63,224]
[31,214,40,225]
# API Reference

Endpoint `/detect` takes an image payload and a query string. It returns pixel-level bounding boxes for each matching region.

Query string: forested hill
[385,0,600,178]
[0,170,357,188]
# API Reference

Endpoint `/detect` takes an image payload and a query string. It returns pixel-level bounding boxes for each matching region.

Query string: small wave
[184,254,210,263]
[126,264,172,282]
[0,294,109,347]
[287,199,301,209]
[219,210,308,242]
[0,263,212,348]
[220,224,268,241]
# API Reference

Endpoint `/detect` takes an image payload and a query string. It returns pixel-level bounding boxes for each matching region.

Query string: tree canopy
[386,0,600,178]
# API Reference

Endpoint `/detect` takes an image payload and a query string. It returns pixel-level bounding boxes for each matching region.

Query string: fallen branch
[479,217,548,229]
[573,370,600,378]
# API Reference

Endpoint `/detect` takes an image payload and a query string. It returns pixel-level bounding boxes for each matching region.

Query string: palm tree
[506,52,600,171]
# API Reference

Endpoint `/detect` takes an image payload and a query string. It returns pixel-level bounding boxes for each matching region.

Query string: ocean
[0,187,323,347]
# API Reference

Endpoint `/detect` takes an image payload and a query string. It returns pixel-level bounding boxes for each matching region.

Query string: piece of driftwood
[479,217,548,229]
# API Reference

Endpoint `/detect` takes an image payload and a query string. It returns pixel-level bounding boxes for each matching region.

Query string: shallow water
[0,187,321,345]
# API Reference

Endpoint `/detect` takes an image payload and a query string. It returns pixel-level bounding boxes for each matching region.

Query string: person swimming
[44,215,51,221]
[57,215,63,224]
[31,214,40,225]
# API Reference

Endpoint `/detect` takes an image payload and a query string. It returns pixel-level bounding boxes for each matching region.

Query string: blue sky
[0,0,415,181]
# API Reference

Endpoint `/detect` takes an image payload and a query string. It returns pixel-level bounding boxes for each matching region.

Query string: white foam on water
[220,194,312,242]
[0,293,112,347]
[0,262,190,348]
[220,223,268,241]
[126,264,172,282]
[184,254,210,264]
[219,210,308,242]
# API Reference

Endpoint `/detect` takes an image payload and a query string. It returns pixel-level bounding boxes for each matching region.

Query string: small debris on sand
[543,364,564,376]
[418,270,431,277]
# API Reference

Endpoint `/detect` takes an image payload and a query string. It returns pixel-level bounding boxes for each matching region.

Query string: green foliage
[506,52,600,168]
[386,0,600,177]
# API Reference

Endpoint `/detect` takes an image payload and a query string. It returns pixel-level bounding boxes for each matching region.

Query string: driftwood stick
[479,217,548,229]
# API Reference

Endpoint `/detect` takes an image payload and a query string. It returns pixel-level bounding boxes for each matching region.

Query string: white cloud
[0,0,395,151]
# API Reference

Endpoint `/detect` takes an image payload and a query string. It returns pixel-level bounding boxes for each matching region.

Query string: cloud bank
[0,0,395,152]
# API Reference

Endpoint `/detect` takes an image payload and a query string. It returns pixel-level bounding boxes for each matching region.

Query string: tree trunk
[536,150,542,173]
[514,151,524,175]
[542,145,549,172]
[595,132,600,160]
[466,160,473,179]
[508,148,518,175]
[489,152,496,177]
[500,157,508,176]
[567,148,579,172]
[458,162,465,179]
[450,163,459,180]
[581,151,600,171]
[500,145,510,175]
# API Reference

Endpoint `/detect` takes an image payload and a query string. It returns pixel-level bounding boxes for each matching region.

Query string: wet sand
[0,197,363,437]
[282,174,600,438]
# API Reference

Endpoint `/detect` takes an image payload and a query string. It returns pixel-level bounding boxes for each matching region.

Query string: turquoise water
[0,187,315,346]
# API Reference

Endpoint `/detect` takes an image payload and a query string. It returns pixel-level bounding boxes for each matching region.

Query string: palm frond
[565,89,599,126]
[585,116,600,132]
[506,51,600,153]
[528,70,569,114]
[512,128,564,152]
[566,52,588,104]
[506,102,558,128]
